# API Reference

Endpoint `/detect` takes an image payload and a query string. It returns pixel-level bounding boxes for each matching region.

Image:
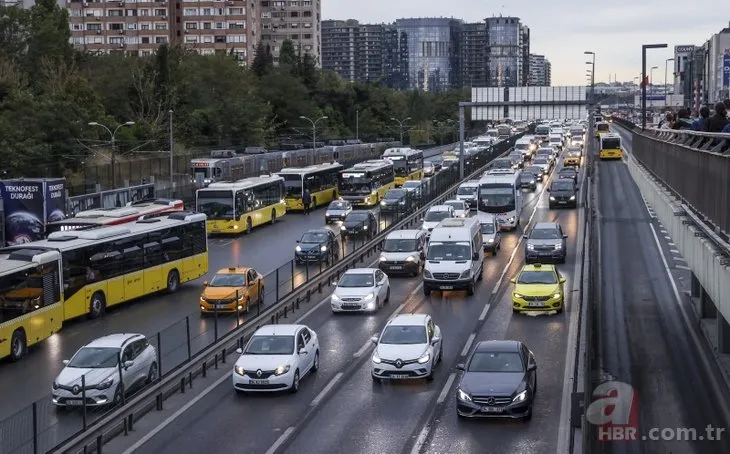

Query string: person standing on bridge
[672,108,693,130]
[692,106,710,131]
[303,188,312,215]
[704,102,728,133]
[659,111,674,129]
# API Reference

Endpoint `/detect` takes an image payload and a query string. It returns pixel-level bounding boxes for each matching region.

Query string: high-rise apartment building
[259,0,321,65]
[382,26,409,89]
[321,20,384,83]
[460,22,487,87]
[484,16,529,87]
[528,54,551,86]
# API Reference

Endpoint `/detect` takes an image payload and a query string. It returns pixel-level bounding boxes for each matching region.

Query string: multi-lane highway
[591,127,730,454]
[126,149,584,454]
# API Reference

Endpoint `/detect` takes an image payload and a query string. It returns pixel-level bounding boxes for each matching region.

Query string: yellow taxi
[200,267,264,314]
[563,147,582,167]
[510,264,566,313]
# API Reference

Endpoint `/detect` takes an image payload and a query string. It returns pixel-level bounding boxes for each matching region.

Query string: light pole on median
[642,44,668,130]
[88,120,135,188]
[299,115,328,152]
[584,51,595,107]
[390,116,411,145]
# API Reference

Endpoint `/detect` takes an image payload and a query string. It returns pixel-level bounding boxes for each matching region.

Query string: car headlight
[331,293,341,302]
[513,390,528,402]
[372,354,382,364]
[362,293,374,301]
[380,255,387,262]
[570,195,576,200]
[417,353,431,364]
[487,238,494,243]
[459,269,471,279]
[457,389,472,402]
[321,245,327,252]
[423,270,432,278]
[549,196,556,201]
[363,225,368,230]
[234,366,246,376]
[399,201,405,205]
[527,244,535,250]
[513,292,523,299]
[531,180,535,184]
[341,225,346,231]
[295,245,302,252]
[555,243,562,249]
[553,292,562,299]
[380,201,386,206]
[274,365,290,376]
[96,377,114,390]
[405,255,416,262]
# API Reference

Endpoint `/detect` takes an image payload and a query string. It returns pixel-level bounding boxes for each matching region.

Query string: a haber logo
[586,381,639,441]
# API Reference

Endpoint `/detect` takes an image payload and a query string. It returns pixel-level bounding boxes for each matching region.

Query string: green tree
[26,0,73,82]
[251,41,271,77]
[279,39,297,67]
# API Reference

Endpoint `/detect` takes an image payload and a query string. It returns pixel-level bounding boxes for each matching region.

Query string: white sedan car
[233,324,319,393]
[371,314,443,381]
[444,199,470,218]
[52,333,158,407]
[331,268,390,312]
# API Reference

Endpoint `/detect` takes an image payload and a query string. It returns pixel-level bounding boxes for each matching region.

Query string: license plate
[481,406,502,413]
[390,266,403,270]
[440,285,454,290]
[391,374,409,379]
[249,379,269,385]
[342,304,360,309]
[528,302,545,307]
[65,399,83,405]
[558,201,567,204]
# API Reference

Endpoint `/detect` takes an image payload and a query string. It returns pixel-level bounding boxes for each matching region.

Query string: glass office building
[485,17,529,87]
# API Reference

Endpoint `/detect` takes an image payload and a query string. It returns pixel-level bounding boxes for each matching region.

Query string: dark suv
[295,228,340,264]
[341,211,378,239]
[380,188,412,213]
[524,222,567,263]
[548,179,578,209]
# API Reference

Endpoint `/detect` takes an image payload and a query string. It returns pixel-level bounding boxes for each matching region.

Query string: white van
[423,217,484,296]
[456,180,480,209]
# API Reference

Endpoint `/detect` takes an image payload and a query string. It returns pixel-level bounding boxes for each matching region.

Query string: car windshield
[245,335,294,355]
[385,190,406,200]
[534,158,548,165]
[328,201,349,210]
[551,181,574,191]
[530,228,561,239]
[301,232,328,243]
[481,223,495,234]
[525,167,542,174]
[403,182,420,189]
[518,270,558,284]
[520,173,535,180]
[425,210,450,222]
[468,351,524,372]
[382,238,418,252]
[209,273,246,287]
[346,213,369,221]
[338,273,374,287]
[491,160,512,169]
[445,201,465,210]
[68,347,120,368]
[380,325,428,345]
[457,186,477,195]
[426,241,471,261]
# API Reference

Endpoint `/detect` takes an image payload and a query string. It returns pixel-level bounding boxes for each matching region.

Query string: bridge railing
[611,115,730,237]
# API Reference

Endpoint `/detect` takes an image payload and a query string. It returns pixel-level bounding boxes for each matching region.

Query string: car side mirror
[560,277,566,284]
[522,234,528,239]
[528,363,537,372]
[510,278,516,284]
[420,251,425,260]
[431,336,441,346]
[472,252,479,261]
[370,334,379,344]
[298,348,307,355]
[62,359,69,365]
[419,218,424,223]
[123,360,134,369]
[563,234,568,239]
[331,280,338,286]
[455,363,465,371]
[236,348,243,354]
[546,188,550,192]
[203,281,208,286]
[296,240,300,243]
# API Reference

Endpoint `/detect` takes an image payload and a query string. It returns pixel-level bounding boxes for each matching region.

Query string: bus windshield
[597,123,609,132]
[392,160,409,177]
[479,186,515,213]
[601,138,620,149]
[338,181,371,195]
[197,191,234,220]
[282,174,303,197]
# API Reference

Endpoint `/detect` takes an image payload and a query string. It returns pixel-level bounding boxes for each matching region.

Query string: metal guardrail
[45,137,523,454]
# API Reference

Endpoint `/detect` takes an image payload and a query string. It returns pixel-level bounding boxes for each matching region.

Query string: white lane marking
[649,223,730,424]
[664,235,672,240]
[295,294,331,323]
[491,179,549,295]
[460,333,476,357]
[353,339,373,358]
[387,302,407,321]
[478,303,491,321]
[410,424,430,454]
[122,372,231,454]
[676,265,691,270]
[310,372,343,407]
[437,372,456,404]
[556,184,586,454]
[265,426,296,454]
[674,256,687,263]
[670,248,680,254]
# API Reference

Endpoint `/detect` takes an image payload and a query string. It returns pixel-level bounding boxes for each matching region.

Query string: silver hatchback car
[524,222,567,264]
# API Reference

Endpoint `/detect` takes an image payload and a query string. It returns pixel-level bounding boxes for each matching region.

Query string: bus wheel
[246,217,253,234]
[270,209,277,225]
[89,292,106,319]
[10,329,27,361]
[167,270,180,293]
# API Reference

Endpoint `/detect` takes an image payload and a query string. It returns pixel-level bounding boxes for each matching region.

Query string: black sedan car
[557,166,578,183]
[295,228,340,264]
[518,170,537,191]
[524,165,545,182]
[380,188,412,213]
[455,340,537,419]
[340,211,378,239]
[547,179,578,208]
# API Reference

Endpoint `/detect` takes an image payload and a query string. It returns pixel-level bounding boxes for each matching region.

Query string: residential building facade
[528,53,551,86]
[259,0,321,65]
[320,20,385,84]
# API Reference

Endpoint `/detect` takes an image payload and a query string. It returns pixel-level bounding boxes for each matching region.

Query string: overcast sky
[323,0,727,86]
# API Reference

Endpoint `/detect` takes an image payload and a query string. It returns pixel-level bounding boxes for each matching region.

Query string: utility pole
[169,109,174,195]
[88,121,135,188]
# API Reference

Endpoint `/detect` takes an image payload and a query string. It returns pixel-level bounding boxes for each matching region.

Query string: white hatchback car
[331,268,390,312]
[371,314,443,381]
[233,324,319,393]
[421,205,455,236]
[444,199,470,218]
[52,333,158,407]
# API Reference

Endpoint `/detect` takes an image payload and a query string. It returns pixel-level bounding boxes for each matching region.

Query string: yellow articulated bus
[196,175,286,234]
[0,248,64,360]
[0,212,209,359]
[277,162,344,211]
[382,148,424,186]
[338,160,396,207]
[599,133,623,160]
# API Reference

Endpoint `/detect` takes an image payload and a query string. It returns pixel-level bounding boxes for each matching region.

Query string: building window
[108,9,123,16]
[155,36,167,44]
[141,24,150,30]
[302,11,310,17]
[261,1,269,6]
[155,23,167,30]
[141,37,150,43]
[203,8,211,15]
[86,23,102,31]
[154,9,166,16]
[141,51,152,57]
[215,22,224,29]
[290,11,298,17]
[303,33,311,39]
[184,8,196,16]
[140,9,150,16]
[125,9,137,16]
[203,22,212,29]
[185,36,198,43]
[72,24,83,31]
[290,34,298,39]
[229,7,243,14]
[214,35,225,43]
[127,23,137,30]
[185,22,198,30]
[261,11,271,18]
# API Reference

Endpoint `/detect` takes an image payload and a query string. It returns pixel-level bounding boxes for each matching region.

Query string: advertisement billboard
[45,178,66,224]
[723,54,730,88]
[0,180,46,245]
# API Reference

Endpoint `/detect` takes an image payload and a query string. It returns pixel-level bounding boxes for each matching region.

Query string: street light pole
[299,115,328,153]
[664,58,674,101]
[642,44,668,130]
[88,120,135,188]
[356,109,359,142]
[390,116,411,145]
[168,109,174,194]
[584,51,595,107]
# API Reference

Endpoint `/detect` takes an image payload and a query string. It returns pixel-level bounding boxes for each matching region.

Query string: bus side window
[161,226,184,260]
[62,250,87,300]
[183,222,206,255]
[235,191,245,216]
[121,246,144,274]
[144,242,164,267]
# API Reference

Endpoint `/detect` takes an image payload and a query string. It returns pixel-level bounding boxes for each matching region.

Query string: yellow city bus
[599,133,623,160]
[382,148,424,186]
[595,121,610,139]
[338,160,395,207]
[0,249,63,360]
[277,162,344,211]
[0,213,209,359]
[196,175,286,234]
